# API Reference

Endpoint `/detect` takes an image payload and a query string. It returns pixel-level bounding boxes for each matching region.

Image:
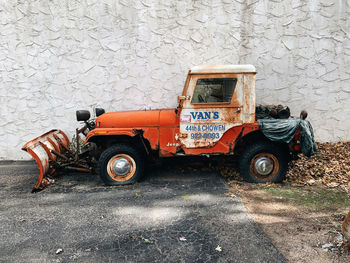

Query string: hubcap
[107,154,136,182]
[112,158,131,176]
[254,157,274,175]
[249,153,279,180]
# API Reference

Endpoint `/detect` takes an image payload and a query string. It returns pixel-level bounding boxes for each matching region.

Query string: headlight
[95,108,105,117]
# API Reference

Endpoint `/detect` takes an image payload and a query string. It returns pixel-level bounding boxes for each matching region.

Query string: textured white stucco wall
[1,0,350,160]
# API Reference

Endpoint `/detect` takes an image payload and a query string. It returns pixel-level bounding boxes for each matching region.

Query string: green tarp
[258,118,317,157]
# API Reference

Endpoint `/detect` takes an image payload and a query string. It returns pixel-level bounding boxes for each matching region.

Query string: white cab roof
[190,64,256,74]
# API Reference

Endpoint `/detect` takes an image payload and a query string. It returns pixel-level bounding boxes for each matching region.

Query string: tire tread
[239,141,288,183]
[98,144,144,185]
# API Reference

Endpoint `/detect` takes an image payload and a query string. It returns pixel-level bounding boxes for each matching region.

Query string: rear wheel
[98,144,144,185]
[239,141,288,183]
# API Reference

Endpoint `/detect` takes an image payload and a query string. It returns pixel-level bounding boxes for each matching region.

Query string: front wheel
[98,144,144,185]
[239,141,289,183]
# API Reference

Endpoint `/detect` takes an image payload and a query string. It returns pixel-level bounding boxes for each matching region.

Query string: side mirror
[76,110,90,122]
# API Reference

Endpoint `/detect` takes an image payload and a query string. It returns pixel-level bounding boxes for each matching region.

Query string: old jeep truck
[22,65,315,192]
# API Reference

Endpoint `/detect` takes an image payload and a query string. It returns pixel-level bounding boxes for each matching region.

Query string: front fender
[84,128,137,144]
[84,127,159,151]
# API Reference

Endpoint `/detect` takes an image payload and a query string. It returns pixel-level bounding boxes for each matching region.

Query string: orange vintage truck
[22,65,316,192]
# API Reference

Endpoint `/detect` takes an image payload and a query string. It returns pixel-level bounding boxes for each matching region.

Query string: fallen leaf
[224,142,350,191]
[225,192,236,198]
[215,245,222,252]
[182,194,193,200]
[179,237,187,241]
[308,179,316,184]
[140,236,152,244]
[55,248,63,254]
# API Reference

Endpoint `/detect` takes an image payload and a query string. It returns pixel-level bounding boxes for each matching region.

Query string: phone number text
[190,133,220,139]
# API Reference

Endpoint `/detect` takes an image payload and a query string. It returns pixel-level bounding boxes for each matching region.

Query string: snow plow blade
[22,129,90,192]
[22,130,70,192]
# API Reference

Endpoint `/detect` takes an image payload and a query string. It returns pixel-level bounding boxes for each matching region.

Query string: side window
[191,78,237,104]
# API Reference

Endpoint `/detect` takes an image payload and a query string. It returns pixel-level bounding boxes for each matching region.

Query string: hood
[96,109,176,128]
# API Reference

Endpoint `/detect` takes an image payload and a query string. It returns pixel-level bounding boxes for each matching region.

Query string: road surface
[0,158,285,262]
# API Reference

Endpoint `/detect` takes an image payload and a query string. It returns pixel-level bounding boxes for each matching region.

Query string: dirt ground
[164,148,350,262]
[214,141,350,262]
[229,183,350,263]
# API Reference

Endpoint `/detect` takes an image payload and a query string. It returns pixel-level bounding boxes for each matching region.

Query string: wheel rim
[249,153,279,180]
[107,154,136,182]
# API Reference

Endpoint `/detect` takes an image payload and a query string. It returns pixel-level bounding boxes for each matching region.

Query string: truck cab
[177,65,257,153]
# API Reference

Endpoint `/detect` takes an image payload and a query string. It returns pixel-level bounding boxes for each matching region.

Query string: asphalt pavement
[0,158,286,263]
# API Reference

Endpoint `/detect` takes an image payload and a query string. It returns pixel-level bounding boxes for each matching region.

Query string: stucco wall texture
[0,0,349,160]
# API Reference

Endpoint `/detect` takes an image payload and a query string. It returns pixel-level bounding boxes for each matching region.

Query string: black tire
[239,141,289,183]
[98,144,144,185]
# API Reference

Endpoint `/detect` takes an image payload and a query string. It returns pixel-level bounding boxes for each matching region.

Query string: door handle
[234,107,241,113]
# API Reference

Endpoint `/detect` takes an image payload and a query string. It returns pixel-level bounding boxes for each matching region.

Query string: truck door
[179,74,244,149]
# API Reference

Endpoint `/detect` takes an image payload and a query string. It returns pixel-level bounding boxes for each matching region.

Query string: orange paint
[183,124,259,155]
[142,128,159,150]
[21,130,70,191]
[85,70,260,158]
[97,110,160,128]
[85,128,136,142]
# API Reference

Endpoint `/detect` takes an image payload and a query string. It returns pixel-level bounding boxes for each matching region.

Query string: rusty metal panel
[142,128,159,150]
[182,123,259,155]
[159,127,179,156]
[242,73,256,123]
[179,73,247,149]
[179,108,242,148]
[22,130,70,191]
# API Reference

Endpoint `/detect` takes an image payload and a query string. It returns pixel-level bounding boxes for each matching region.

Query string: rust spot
[22,129,91,192]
